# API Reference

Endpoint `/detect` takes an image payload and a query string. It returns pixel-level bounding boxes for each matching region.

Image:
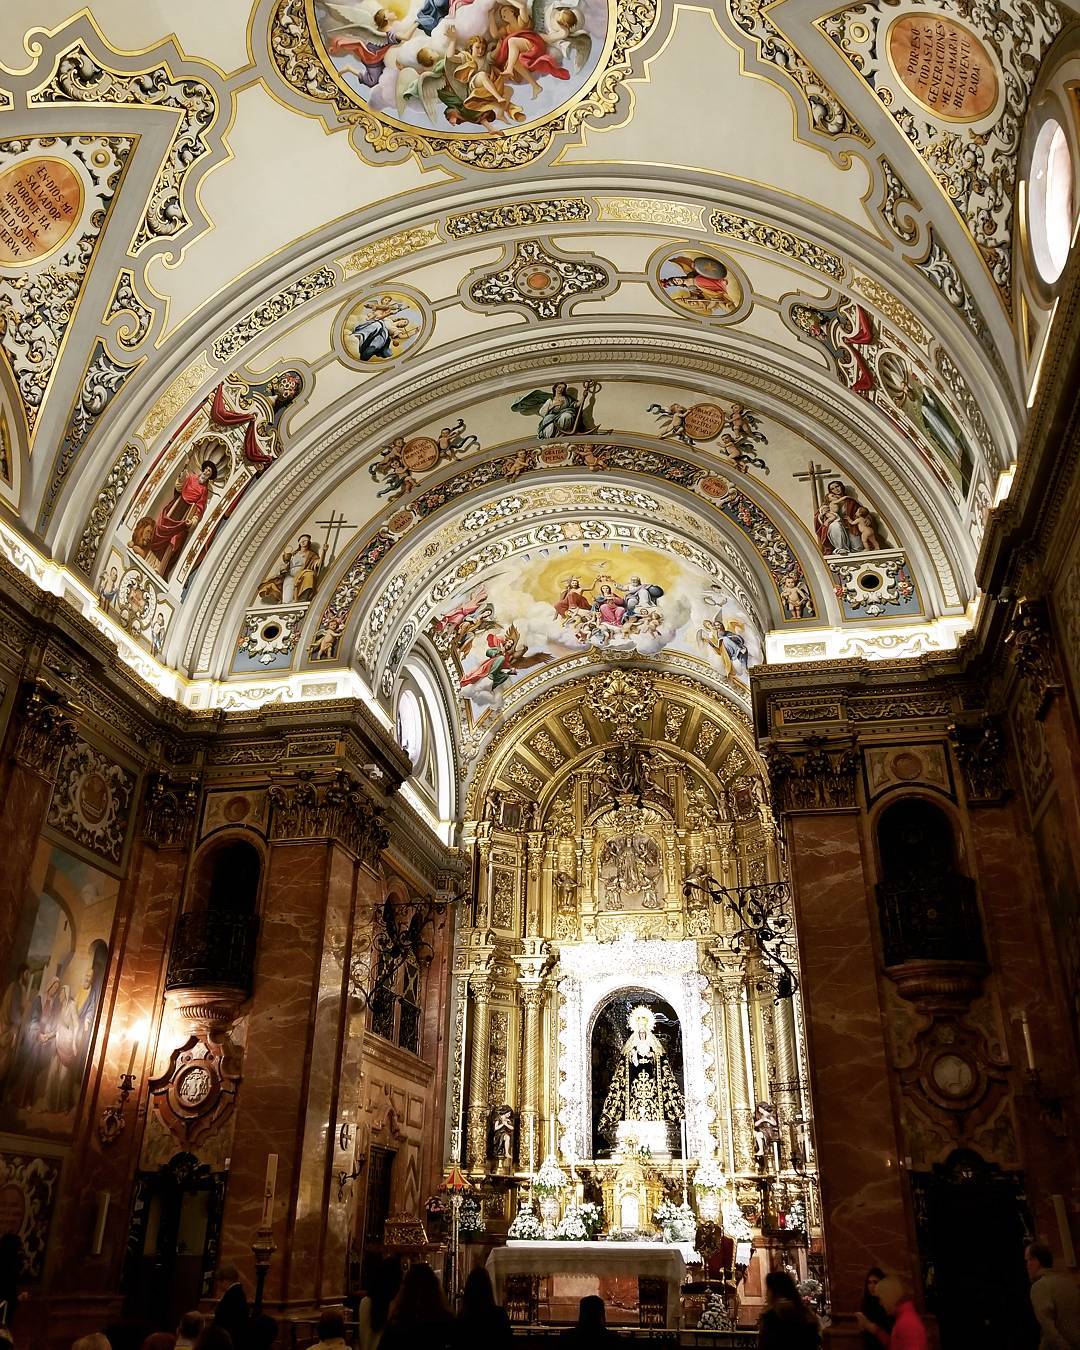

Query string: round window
[396,688,424,767]
[1030,118,1075,285]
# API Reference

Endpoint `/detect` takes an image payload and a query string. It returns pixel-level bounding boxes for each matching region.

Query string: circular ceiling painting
[272,0,652,166]
[311,0,612,134]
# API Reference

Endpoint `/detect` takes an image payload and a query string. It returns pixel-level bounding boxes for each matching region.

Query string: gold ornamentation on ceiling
[38,340,140,531]
[268,0,658,171]
[584,669,657,729]
[30,43,220,255]
[726,0,866,142]
[72,437,136,572]
[820,0,1063,307]
[853,275,927,345]
[708,209,845,282]
[213,265,337,362]
[105,269,154,350]
[0,134,133,441]
[596,197,704,228]
[466,239,612,320]
[338,226,441,277]
[135,351,216,444]
[445,200,591,239]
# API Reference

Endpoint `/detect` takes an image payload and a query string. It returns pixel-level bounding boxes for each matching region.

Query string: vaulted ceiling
[0,0,1076,816]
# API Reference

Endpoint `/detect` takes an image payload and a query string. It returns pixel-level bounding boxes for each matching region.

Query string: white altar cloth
[488,1241,688,1327]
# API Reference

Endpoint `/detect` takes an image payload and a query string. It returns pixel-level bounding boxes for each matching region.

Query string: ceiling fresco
[0,0,1076,813]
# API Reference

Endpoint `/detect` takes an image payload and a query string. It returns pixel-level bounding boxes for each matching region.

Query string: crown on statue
[628,1005,657,1030]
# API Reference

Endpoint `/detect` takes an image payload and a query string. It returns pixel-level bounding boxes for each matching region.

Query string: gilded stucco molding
[212,265,338,363]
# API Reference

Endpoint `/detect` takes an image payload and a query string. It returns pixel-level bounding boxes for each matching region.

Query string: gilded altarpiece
[447,673,821,1257]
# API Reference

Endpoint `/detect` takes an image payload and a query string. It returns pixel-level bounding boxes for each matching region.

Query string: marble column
[219,836,358,1308]
[467,975,492,1168]
[786,811,912,1324]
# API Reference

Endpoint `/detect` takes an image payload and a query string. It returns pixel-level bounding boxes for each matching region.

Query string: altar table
[488,1241,689,1327]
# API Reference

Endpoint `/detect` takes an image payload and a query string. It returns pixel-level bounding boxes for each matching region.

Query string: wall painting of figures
[0,842,120,1139]
[311,0,611,135]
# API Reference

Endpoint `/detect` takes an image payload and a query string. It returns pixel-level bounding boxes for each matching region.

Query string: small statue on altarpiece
[490,1103,516,1165]
[752,1101,781,1168]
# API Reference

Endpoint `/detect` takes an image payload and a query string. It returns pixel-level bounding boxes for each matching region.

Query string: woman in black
[455,1268,511,1349]
[380,1263,454,1350]
[855,1266,892,1350]
[757,1271,822,1350]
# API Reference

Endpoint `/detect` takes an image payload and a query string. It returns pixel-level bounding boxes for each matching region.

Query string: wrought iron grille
[165,910,258,993]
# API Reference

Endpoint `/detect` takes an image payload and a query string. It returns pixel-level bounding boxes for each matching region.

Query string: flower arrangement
[533,1154,568,1196]
[722,1199,753,1242]
[698,1291,734,1331]
[653,1199,697,1244]
[507,1202,544,1240]
[554,1208,590,1241]
[798,1277,823,1304]
[693,1156,728,1194]
[458,1197,484,1236]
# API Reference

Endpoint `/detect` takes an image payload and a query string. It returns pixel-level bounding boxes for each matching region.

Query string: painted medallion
[340,288,429,365]
[311,0,612,135]
[653,245,745,321]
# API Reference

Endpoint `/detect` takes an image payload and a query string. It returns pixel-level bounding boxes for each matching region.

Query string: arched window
[1029,117,1075,285]
[188,838,261,915]
[875,799,985,967]
[396,687,425,768]
[167,839,261,996]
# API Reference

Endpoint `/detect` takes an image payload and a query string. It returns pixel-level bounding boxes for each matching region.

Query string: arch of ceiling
[462,667,763,821]
[84,332,979,687]
[0,0,1070,713]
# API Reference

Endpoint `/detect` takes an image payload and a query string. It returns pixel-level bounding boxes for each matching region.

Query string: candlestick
[680,1119,689,1201]
[260,1153,278,1228]
[549,1113,555,1157]
[528,1117,536,1175]
[1019,1011,1036,1071]
[126,1037,140,1078]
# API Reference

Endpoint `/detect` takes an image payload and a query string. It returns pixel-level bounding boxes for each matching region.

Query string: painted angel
[317,0,403,85]
[647,402,693,444]
[543,4,592,70]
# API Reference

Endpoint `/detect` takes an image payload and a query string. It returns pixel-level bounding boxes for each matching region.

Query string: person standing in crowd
[561,1296,620,1347]
[379,1264,453,1350]
[309,1310,347,1350]
[212,1266,248,1347]
[358,1256,401,1350]
[1026,1241,1080,1349]
[757,1270,821,1349]
[874,1275,928,1350]
[455,1268,511,1349]
[174,1315,204,1350]
[855,1266,893,1348]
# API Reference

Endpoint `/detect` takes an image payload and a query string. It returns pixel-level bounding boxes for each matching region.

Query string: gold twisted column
[722,970,755,1172]
[467,975,492,1168]
[519,984,544,1171]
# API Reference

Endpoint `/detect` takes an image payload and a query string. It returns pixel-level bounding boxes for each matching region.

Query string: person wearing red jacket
[857,1275,928,1350]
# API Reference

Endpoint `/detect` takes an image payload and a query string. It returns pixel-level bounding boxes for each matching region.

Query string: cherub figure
[647,402,692,443]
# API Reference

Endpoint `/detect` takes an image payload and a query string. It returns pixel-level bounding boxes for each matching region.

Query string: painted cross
[791,461,837,517]
[316,510,356,571]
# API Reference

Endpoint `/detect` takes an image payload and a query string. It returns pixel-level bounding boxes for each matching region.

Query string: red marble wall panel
[787,812,913,1326]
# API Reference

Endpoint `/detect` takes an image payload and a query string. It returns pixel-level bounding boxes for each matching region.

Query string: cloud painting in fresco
[314,0,609,135]
[432,543,762,717]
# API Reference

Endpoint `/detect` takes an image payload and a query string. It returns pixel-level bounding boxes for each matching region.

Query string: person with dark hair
[310,1311,345,1350]
[212,1266,248,1348]
[175,1314,204,1350]
[757,1271,821,1349]
[561,1295,619,1347]
[855,1266,892,1349]
[380,1264,452,1350]
[1026,1241,1080,1349]
[455,1268,510,1349]
[358,1257,402,1350]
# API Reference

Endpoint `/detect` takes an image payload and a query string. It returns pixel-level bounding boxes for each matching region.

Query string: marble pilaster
[785,811,912,1322]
